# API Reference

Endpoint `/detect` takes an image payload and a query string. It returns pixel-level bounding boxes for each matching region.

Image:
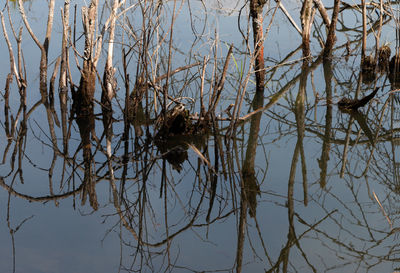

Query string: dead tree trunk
[323,0,341,57]
[250,0,266,96]
[301,0,313,59]
[313,0,330,28]
[361,0,367,62]
[73,0,99,210]
[59,0,70,157]
[75,1,98,112]
[102,0,119,157]
[235,1,266,272]
[18,0,55,103]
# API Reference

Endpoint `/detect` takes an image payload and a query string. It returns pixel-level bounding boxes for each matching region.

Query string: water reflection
[3,0,400,272]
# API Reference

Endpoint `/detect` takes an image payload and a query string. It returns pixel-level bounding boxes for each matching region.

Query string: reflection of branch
[188,144,215,173]
[0,177,84,202]
[346,109,374,145]
[340,115,354,178]
[240,55,323,121]
[7,214,34,273]
[76,109,98,210]
[109,177,207,247]
[355,96,390,178]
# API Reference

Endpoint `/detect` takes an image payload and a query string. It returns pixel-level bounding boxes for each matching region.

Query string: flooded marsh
[2,0,400,272]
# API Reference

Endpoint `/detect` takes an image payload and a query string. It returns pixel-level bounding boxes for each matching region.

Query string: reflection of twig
[188,144,216,174]
[373,191,392,229]
[0,176,84,202]
[355,96,389,178]
[109,175,207,247]
[7,215,34,273]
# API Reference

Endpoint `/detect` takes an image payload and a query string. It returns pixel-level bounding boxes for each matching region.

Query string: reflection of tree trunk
[236,184,248,273]
[76,109,98,210]
[235,2,266,271]
[242,90,263,218]
[206,125,220,222]
[276,130,316,272]
[296,69,308,206]
[73,58,96,191]
[285,141,298,271]
[265,142,300,273]
[121,50,132,199]
[319,60,333,188]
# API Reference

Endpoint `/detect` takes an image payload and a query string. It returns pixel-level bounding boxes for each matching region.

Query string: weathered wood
[324,0,341,57]
[301,0,313,59]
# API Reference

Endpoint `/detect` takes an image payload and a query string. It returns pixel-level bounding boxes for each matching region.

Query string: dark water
[1,1,400,272]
